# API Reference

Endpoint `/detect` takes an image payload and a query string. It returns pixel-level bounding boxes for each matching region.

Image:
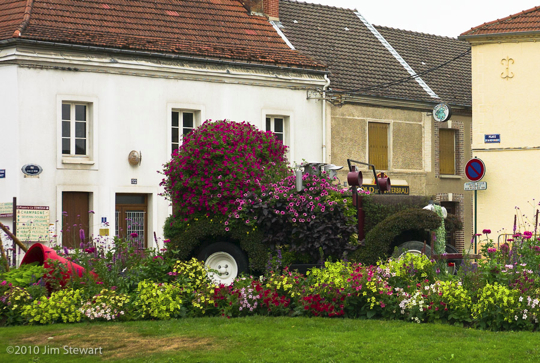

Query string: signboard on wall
[484,134,500,143]
[0,203,13,218]
[360,184,409,195]
[16,206,50,242]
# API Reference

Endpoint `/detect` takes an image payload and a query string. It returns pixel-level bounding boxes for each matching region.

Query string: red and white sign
[465,158,485,182]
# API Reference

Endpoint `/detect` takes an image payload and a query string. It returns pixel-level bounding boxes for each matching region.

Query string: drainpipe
[322,74,331,163]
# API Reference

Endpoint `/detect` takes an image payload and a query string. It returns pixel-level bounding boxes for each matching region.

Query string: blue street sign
[485,134,500,143]
[0,169,5,178]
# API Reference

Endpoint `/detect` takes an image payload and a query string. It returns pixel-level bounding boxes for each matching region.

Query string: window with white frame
[266,116,285,143]
[62,103,90,156]
[171,111,196,152]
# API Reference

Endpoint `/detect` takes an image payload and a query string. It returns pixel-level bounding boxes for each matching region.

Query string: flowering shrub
[133,281,184,320]
[160,120,290,217]
[0,287,32,325]
[384,254,439,287]
[173,258,211,291]
[226,173,357,261]
[397,280,471,325]
[343,264,396,319]
[471,283,521,330]
[307,261,354,289]
[79,289,129,321]
[22,289,84,324]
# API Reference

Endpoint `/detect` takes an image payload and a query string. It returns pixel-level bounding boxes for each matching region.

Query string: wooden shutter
[368,123,388,170]
[440,129,455,175]
[62,192,90,248]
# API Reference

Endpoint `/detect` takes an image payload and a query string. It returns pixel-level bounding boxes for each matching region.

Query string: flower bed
[2,230,540,331]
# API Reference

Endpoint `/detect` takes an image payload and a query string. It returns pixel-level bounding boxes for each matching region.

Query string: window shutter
[368,123,388,170]
[440,129,456,175]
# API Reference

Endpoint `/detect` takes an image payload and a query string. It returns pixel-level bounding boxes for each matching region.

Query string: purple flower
[130,232,138,238]
[85,247,96,253]
[482,229,491,234]
[163,239,170,244]
[79,228,85,241]
[487,247,496,253]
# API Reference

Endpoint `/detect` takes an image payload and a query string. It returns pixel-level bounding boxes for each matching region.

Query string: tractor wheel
[197,242,248,285]
[392,241,432,259]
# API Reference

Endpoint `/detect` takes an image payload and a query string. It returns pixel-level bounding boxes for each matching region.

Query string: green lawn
[1,317,539,362]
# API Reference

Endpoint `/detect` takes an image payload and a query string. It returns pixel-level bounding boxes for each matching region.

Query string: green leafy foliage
[0,287,32,326]
[350,209,442,265]
[362,195,431,233]
[164,213,268,272]
[132,281,184,320]
[0,262,47,288]
[21,289,84,324]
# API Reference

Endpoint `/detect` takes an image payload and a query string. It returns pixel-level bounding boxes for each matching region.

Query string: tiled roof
[375,26,471,107]
[279,0,471,106]
[461,6,540,37]
[0,0,323,69]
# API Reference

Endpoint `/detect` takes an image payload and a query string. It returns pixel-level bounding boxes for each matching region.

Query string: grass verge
[1,317,539,362]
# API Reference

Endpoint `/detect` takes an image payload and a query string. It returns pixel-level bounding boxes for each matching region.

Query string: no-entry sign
[465,158,485,181]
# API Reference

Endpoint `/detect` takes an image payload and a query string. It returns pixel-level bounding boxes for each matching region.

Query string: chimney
[241,0,279,21]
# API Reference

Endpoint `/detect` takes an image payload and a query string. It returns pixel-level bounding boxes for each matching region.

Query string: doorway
[62,192,91,248]
[441,201,458,247]
[115,193,148,248]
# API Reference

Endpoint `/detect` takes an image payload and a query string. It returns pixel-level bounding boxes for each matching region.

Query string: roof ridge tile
[461,5,540,36]
[12,0,33,37]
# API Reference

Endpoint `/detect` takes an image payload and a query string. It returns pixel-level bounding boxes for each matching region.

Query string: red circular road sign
[465,158,486,181]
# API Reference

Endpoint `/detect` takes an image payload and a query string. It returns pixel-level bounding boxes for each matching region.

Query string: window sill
[439,174,462,179]
[62,157,95,165]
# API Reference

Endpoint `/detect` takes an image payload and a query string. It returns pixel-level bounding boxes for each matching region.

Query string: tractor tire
[197,242,248,285]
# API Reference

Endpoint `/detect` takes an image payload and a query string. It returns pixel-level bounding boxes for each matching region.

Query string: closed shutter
[368,123,388,170]
[440,129,455,175]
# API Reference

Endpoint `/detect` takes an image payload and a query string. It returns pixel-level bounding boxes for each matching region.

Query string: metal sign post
[464,158,486,255]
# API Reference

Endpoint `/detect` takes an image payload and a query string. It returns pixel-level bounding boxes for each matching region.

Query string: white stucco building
[0,0,327,252]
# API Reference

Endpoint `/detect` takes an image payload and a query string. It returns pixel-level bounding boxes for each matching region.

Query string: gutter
[337,93,472,112]
[322,74,331,163]
[458,30,540,41]
[0,38,329,76]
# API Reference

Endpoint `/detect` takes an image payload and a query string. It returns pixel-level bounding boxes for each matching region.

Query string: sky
[301,0,540,37]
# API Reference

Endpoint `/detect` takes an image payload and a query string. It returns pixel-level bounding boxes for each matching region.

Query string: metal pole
[474,190,477,255]
[535,210,539,239]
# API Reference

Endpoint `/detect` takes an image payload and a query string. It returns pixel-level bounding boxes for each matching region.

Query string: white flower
[519,296,523,302]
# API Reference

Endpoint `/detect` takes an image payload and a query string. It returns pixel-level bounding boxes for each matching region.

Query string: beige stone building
[460,7,540,239]
[279,0,473,250]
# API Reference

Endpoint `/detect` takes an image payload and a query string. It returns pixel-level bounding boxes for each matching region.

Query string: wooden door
[62,192,90,248]
[115,194,148,249]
